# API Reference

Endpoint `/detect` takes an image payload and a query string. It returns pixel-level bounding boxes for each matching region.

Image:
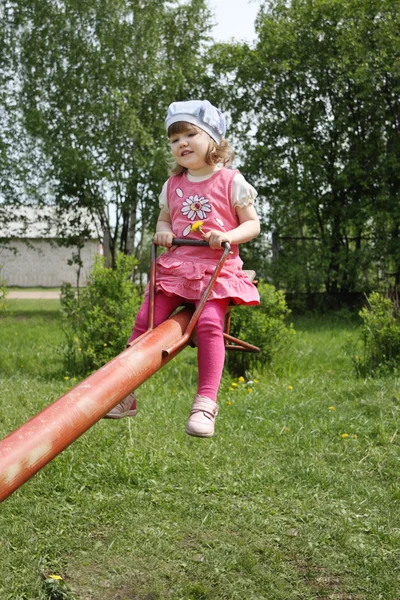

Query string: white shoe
[103,392,137,419]
[185,395,218,438]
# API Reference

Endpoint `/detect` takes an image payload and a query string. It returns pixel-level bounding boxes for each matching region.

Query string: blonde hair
[167,122,234,176]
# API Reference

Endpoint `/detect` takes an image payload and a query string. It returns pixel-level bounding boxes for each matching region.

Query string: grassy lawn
[1,301,400,599]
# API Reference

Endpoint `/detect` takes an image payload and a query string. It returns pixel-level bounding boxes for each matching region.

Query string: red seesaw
[0,240,259,503]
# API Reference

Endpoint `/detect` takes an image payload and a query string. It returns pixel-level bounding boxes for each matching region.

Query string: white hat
[165,100,226,143]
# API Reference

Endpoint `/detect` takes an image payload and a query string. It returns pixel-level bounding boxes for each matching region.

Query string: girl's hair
[167,121,234,176]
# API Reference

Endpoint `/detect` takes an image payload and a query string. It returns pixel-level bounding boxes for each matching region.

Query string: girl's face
[169,125,215,175]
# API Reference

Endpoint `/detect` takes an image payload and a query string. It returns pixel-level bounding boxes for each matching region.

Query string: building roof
[0,205,100,239]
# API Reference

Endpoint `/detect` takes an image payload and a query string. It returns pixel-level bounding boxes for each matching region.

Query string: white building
[0,206,102,287]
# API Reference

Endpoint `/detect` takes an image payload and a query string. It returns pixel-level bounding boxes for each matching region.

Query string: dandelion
[64,376,69,380]
[231,382,238,388]
[351,434,358,439]
[341,433,349,438]
[48,575,63,581]
[247,388,253,393]
[328,406,335,411]
[103,343,108,347]
[191,220,204,232]
[226,401,232,406]
[288,385,293,390]
[229,387,235,392]
[238,376,245,383]
[254,379,259,384]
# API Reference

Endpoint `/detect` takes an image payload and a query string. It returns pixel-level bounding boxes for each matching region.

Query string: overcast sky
[209,0,260,43]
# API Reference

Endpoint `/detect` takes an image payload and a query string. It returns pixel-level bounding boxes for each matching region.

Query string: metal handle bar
[171,238,231,251]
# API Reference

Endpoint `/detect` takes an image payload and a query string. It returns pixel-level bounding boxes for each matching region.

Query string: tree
[4,0,212,266]
[209,0,400,295]
[0,1,40,245]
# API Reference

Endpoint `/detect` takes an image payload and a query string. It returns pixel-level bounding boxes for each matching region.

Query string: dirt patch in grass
[66,557,161,600]
[113,589,159,600]
[291,557,363,599]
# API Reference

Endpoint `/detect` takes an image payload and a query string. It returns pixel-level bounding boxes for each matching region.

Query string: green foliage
[3,0,213,266]
[43,576,75,600]
[352,292,400,377]
[60,253,142,374]
[0,268,9,316]
[209,0,400,295]
[226,281,293,376]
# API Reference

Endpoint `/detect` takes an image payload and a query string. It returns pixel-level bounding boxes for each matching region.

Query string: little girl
[105,99,260,437]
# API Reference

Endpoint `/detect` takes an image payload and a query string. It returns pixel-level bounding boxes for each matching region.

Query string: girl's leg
[196,297,230,401]
[104,291,183,419]
[186,297,230,438]
[127,291,184,344]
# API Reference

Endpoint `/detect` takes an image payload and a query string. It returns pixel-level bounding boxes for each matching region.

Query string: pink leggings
[127,291,230,402]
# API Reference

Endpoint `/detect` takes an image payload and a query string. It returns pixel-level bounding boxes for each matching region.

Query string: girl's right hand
[154,231,175,248]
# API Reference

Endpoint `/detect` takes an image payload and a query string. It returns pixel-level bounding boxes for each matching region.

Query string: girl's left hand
[203,230,232,250]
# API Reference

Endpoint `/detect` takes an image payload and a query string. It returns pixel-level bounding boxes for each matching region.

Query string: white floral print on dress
[181,195,212,221]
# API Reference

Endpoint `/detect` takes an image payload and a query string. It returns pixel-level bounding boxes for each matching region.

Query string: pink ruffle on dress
[154,168,260,306]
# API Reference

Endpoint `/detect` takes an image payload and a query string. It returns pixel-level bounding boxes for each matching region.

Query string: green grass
[1,302,400,599]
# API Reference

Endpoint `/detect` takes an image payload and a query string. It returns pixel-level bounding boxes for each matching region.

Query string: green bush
[226,281,293,377]
[60,253,143,375]
[353,292,400,376]
[0,268,8,316]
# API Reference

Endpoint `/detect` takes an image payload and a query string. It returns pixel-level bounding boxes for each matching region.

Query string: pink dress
[154,168,260,306]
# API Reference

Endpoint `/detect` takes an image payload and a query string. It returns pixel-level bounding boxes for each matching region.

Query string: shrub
[0,268,8,316]
[353,292,400,376]
[60,253,143,375]
[226,281,293,377]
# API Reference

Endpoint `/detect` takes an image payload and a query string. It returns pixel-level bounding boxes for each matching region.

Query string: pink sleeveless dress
[155,168,260,306]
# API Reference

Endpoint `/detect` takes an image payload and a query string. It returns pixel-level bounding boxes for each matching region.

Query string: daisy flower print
[181,195,211,221]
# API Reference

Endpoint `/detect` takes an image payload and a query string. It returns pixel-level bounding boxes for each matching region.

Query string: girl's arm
[203,205,260,250]
[154,210,175,247]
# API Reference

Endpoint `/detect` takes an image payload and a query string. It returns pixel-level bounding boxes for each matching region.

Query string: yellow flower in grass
[103,343,108,347]
[288,385,293,390]
[231,382,238,388]
[351,434,358,439]
[48,575,63,580]
[328,406,335,411]
[341,433,349,438]
[226,401,232,406]
[238,376,245,383]
[247,388,253,393]
[191,220,204,233]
